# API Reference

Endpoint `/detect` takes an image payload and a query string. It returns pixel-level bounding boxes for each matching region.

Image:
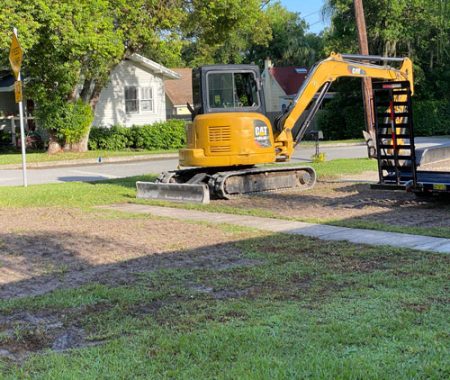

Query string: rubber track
[156,165,316,200]
[209,166,316,199]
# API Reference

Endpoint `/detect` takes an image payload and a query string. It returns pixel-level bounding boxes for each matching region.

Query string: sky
[280,0,329,34]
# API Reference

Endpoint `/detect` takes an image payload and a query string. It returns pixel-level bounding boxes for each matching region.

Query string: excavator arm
[274,52,414,158]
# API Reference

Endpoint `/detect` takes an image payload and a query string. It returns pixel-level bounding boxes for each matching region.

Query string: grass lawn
[0,157,448,377]
[0,149,177,166]
[0,158,448,239]
[310,157,376,176]
[0,158,376,208]
[1,229,448,379]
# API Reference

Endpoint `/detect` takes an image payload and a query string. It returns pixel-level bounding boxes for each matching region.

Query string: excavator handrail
[340,54,406,62]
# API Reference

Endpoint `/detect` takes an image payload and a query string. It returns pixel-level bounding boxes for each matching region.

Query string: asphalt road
[0,137,448,187]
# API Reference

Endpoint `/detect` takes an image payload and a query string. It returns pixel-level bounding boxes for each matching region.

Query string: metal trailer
[371,80,450,195]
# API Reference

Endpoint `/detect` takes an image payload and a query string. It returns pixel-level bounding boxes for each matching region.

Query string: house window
[125,86,139,113]
[124,86,154,113]
[140,87,154,112]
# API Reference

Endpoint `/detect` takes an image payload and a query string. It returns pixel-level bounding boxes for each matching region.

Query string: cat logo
[255,125,268,137]
[347,66,366,76]
[254,120,271,147]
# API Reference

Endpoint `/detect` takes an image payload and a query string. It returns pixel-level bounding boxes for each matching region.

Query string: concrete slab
[287,224,351,238]
[102,204,450,254]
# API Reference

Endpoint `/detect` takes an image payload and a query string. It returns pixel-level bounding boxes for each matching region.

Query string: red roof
[269,67,308,95]
[164,68,193,106]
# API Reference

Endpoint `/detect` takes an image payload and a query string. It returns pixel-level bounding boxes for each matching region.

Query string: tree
[320,0,450,138]
[323,0,450,98]
[247,2,324,68]
[1,0,184,153]
[181,0,271,66]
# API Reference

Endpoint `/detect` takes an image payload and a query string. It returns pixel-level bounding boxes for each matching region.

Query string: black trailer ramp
[371,80,450,195]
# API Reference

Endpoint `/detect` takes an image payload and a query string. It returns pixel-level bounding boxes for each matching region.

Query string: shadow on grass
[56,175,158,189]
[0,218,448,373]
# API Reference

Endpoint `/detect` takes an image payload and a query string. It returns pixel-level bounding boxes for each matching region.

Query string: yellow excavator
[137,52,413,203]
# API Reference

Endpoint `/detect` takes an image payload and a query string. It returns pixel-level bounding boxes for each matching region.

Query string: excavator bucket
[136,181,210,204]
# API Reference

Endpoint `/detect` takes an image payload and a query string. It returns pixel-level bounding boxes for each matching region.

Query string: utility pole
[354,0,376,155]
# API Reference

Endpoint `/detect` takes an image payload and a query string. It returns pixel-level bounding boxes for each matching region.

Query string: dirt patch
[0,207,266,362]
[0,303,127,363]
[0,208,256,299]
[217,179,450,229]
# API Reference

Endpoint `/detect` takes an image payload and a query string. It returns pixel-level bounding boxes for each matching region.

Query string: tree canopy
[246,1,324,68]
[323,0,450,99]
[1,0,448,148]
[318,0,450,139]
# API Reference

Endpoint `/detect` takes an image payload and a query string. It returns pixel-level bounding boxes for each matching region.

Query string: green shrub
[88,120,186,151]
[318,95,450,140]
[36,100,93,144]
[317,96,365,140]
[413,100,450,136]
[0,130,11,147]
[133,120,186,150]
[88,125,133,150]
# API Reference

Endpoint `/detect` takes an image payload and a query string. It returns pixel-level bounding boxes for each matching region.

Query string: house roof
[128,54,181,80]
[164,68,192,106]
[269,67,308,95]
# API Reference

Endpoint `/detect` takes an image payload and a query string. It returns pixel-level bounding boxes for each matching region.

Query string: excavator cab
[180,65,277,168]
[190,65,266,118]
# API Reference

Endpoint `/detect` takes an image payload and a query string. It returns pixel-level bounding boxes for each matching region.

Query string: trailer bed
[409,170,450,194]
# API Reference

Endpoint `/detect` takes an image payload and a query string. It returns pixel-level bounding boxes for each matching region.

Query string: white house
[261,58,308,114]
[93,54,180,127]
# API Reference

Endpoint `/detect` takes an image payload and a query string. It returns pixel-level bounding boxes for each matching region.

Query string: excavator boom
[273,53,414,159]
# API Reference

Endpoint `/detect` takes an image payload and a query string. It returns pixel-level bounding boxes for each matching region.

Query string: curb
[0,143,366,170]
[0,153,179,170]
[301,142,366,148]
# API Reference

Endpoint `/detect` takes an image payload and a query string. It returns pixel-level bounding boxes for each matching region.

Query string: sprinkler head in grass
[312,153,326,163]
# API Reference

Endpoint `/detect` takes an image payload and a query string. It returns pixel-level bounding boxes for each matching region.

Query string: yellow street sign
[15,81,22,103]
[9,33,23,79]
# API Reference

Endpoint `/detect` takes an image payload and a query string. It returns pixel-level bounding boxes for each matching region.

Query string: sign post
[9,28,27,187]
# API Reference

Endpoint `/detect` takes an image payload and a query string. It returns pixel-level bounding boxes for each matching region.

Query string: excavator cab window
[206,71,260,111]
[192,64,266,117]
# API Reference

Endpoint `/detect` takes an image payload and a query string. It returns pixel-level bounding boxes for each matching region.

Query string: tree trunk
[64,76,107,153]
[63,81,103,153]
[64,134,89,153]
[47,131,63,154]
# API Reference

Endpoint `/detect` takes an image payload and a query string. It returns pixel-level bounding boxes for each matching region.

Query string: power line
[302,9,322,19]
[308,20,325,27]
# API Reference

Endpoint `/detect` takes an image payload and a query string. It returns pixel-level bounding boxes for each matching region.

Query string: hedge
[88,120,187,151]
[317,98,450,140]
[413,100,450,136]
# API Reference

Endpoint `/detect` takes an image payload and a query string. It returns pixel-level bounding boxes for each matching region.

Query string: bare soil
[1,178,448,301]
[217,175,450,228]
[0,208,255,300]
[0,208,258,361]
